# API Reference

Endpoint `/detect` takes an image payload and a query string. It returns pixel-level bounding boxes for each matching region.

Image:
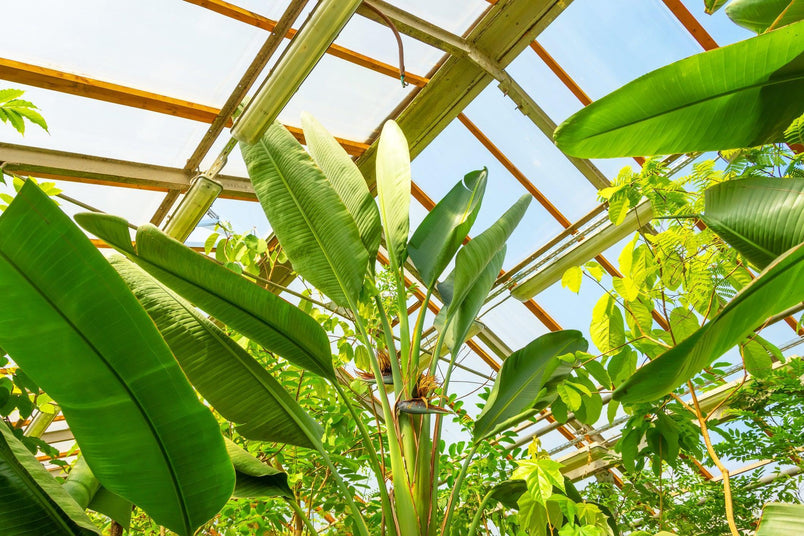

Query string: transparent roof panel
[387,0,491,36]
[338,13,445,77]
[277,53,418,141]
[0,84,205,167]
[0,0,269,107]
[0,179,164,228]
[463,85,601,221]
[539,0,702,99]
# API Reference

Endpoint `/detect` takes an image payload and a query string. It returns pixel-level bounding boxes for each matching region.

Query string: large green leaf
[756,503,804,535]
[699,178,804,269]
[435,247,505,353]
[225,439,292,499]
[0,182,234,536]
[554,21,804,157]
[726,0,804,33]
[240,121,369,307]
[375,120,411,268]
[408,169,487,288]
[0,421,100,535]
[63,457,131,530]
[441,195,531,320]
[474,331,588,441]
[111,256,323,449]
[614,241,804,403]
[301,113,381,266]
[75,213,335,381]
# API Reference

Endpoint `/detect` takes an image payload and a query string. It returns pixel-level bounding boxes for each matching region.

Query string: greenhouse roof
[1,0,802,516]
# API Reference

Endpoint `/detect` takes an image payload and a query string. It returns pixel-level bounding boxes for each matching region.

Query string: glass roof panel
[0,0,268,107]
[0,84,206,167]
[337,13,445,77]
[277,54,417,142]
[386,0,491,35]
[539,0,702,100]
[0,178,165,228]
[463,85,601,222]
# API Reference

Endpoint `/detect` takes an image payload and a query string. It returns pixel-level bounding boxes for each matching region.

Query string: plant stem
[375,296,404,396]
[467,490,495,536]
[408,286,433,392]
[440,443,479,536]
[394,273,412,384]
[286,498,320,536]
[352,310,419,536]
[334,381,396,535]
[687,381,739,536]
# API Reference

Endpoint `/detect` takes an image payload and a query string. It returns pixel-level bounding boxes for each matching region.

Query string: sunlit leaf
[554,22,804,157]
[615,241,804,403]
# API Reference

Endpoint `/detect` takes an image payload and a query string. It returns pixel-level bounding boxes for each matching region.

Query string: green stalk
[408,286,433,392]
[414,414,433,535]
[334,382,396,535]
[427,327,448,378]
[440,443,479,536]
[352,312,419,536]
[286,497,320,536]
[393,271,411,382]
[467,490,496,536]
[374,296,403,396]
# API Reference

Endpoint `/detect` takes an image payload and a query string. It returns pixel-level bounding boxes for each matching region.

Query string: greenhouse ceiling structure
[0,1,803,535]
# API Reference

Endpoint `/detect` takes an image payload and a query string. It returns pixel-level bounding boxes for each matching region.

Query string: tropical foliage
[1,4,804,535]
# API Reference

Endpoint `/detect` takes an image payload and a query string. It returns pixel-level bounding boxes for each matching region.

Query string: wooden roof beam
[0,58,368,156]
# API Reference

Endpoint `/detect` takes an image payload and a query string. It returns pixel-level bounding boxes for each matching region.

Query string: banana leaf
[75,213,335,381]
[111,256,323,449]
[488,480,528,509]
[614,241,804,403]
[0,421,100,535]
[0,182,234,535]
[553,21,804,158]
[225,439,292,499]
[240,121,368,308]
[756,503,804,535]
[301,112,381,268]
[408,169,487,288]
[375,120,412,268]
[440,195,530,320]
[726,0,804,33]
[698,178,804,269]
[435,247,505,353]
[474,331,587,441]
